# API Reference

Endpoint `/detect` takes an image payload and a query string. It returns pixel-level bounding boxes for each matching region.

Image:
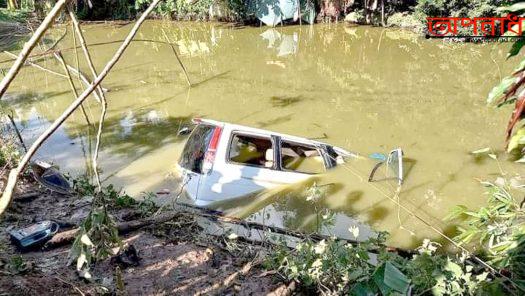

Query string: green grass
[0,8,29,23]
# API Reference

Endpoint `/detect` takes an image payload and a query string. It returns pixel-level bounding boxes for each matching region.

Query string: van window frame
[276,137,328,175]
[225,131,279,171]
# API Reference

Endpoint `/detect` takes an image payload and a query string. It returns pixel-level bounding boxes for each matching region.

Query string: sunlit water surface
[2,21,522,249]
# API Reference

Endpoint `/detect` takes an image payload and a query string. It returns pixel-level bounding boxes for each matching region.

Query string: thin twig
[161,29,191,86]
[6,112,27,152]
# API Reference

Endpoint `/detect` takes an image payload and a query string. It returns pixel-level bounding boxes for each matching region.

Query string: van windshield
[179,124,215,173]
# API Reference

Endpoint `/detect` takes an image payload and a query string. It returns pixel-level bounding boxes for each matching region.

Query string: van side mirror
[368,148,404,185]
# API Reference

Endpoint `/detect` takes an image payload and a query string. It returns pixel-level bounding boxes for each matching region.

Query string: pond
[2,21,521,249]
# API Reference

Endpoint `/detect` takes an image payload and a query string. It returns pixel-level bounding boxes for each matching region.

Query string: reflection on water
[2,21,521,249]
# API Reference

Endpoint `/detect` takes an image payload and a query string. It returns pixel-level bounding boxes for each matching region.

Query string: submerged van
[177,118,403,206]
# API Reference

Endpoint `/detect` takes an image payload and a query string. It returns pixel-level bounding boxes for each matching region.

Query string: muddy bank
[0,174,287,295]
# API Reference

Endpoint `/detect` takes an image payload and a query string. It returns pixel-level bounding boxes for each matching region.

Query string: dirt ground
[0,175,291,295]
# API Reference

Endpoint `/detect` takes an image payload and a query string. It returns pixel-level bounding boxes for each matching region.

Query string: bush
[386,12,420,29]
[266,234,498,295]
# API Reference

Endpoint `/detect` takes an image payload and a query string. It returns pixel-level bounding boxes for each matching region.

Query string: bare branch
[0,0,163,216]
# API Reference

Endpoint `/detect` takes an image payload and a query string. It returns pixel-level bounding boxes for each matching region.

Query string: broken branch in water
[0,0,67,98]
[161,29,191,86]
[0,0,163,217]
[6,112,27,152]
[3,51,67,78]
[55,51,92,126]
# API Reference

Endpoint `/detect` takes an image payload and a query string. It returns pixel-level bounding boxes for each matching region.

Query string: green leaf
[498,3,525,12]
[445,259,463,278]
[383,262,410,294]
[349,282,376,296]
[507,127,525,152]
[510,43,525,61]
[373,262,410,295]
[487,76,516,105]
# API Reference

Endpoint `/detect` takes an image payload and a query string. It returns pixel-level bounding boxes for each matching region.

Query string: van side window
[280,141,325,174]
[228,134,273,168]
[179,125,215,173]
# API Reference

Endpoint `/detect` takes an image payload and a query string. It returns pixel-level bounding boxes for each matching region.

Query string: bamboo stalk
[55,51,92,126]
[68,9,106,102]
[0,0,163,217]
[161,29,191,86]
[0,0,67,98]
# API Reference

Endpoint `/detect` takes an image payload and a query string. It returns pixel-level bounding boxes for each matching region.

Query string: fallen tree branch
[0,0,67,98]
[0,0,163,217]
[44,210,180,248]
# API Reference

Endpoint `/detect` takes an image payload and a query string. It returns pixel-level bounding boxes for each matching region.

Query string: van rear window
[179,125,215,173]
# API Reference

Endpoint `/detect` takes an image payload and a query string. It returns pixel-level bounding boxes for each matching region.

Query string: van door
[178,124,217,201]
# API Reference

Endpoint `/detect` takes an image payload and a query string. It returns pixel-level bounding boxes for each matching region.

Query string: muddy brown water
[2,21,522,249]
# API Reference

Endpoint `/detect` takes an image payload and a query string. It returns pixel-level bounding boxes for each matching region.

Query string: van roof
[193,118,353,156]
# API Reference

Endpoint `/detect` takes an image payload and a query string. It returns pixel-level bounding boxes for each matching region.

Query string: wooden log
[0,0,162,217]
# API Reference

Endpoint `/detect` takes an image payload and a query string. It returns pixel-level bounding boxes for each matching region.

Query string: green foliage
[134,0,213,20]
[266,234,493,295]
[2,255,30,275]
[0,136,21,169]
[386,12,421,30]
[447,178,525,290]
[69,204,121,279]
[507,126,525,158]
[137,192,157,217]
[414,0,501,19]
[487,2,525,160]
[0,8,29,22]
